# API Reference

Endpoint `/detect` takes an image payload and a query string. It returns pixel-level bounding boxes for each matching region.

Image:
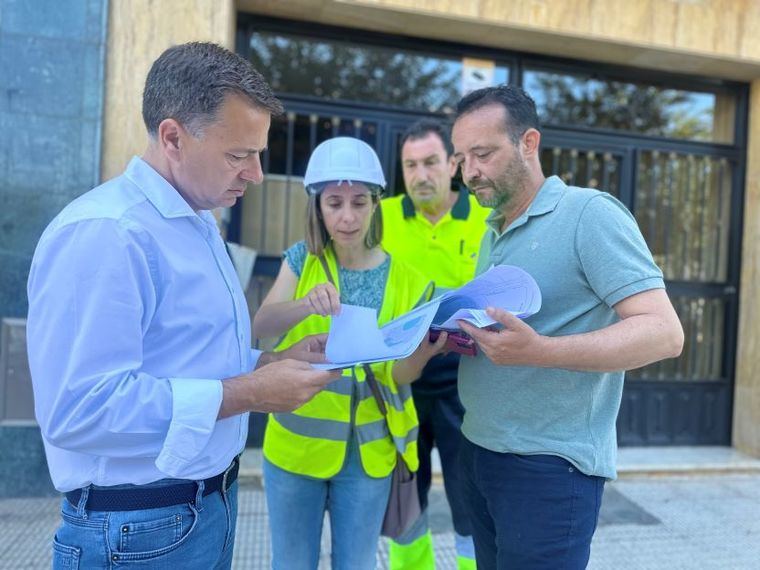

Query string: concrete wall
[734,78,760,458]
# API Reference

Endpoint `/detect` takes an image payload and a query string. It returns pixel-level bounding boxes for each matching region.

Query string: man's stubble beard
[473,156,529,210]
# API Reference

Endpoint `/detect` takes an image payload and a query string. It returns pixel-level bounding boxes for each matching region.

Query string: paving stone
[1,474,759,569]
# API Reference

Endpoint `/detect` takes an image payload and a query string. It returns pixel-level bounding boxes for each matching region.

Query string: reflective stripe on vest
[273,412,419,452]
[323,377,411,412]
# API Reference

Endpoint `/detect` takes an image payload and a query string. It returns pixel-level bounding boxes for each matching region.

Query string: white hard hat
[303,137,386,194]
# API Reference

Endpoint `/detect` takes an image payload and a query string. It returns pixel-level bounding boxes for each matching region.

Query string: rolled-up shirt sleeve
[27,218,222,469]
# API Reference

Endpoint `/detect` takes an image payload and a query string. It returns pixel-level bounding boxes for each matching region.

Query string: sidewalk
[2,471,759,569]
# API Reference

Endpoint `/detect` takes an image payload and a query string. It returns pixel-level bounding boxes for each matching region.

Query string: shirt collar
[527,175,565,216]
[125,156,197,219]
[401,186,471,220]
[485,175,566,234]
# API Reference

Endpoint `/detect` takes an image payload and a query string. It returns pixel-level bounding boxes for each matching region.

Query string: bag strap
[317,253,336,287]
[363,364,388,417]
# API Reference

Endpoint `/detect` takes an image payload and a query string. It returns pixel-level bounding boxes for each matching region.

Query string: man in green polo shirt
[381,119,488,570]
[451,85,685,569]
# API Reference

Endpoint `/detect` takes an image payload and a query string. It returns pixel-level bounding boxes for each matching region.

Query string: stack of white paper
[313,265,541,370]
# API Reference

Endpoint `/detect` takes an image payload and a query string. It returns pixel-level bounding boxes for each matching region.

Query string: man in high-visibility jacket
[381,119,489,570]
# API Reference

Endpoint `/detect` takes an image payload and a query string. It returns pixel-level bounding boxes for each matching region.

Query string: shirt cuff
[604,276,665,308]
[251,348,262,370]
[155,378,223,476]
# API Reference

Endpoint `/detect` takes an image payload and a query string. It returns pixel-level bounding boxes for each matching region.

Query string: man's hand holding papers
[457,307,546,367]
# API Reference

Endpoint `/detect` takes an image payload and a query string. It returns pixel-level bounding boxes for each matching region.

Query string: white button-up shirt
[27,157,260,492]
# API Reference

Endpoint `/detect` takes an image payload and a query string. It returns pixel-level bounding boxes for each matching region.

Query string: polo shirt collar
[401,186,472,220]
[450,186,471,219]
[527,175,565,217]
[125,156,197,219]
[485,175,566,235]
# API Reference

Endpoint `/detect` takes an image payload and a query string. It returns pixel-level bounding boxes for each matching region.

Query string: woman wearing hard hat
[253,137,448,569]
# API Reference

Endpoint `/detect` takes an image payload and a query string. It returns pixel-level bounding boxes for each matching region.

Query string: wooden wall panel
[101,0,235,181]
[328,0,760,64]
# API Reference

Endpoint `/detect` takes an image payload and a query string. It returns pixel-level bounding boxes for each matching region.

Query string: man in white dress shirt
[26,42,338,569]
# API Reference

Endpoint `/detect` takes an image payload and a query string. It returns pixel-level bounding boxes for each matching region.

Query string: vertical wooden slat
[309,114,318,152]
[696,157,709,280]
[283,112,295,251]
[602,152,612,191]
[568,148,578,185]
[551,146,560,175]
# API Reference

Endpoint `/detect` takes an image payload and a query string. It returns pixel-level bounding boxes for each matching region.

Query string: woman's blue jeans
[52,479,238,569]
[263,440,392,570]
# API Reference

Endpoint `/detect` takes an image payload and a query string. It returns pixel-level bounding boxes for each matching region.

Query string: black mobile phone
[428,329,477,356]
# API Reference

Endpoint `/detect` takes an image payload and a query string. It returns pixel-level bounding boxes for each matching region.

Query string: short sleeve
[575,194,665,307]
[283,240,308,277]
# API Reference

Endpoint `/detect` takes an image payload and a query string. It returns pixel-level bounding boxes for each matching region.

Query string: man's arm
[27,220,177,458]
[27,220,338,468]
[459,288,683,372]
[218,358,338,418]
[219,334,339,419]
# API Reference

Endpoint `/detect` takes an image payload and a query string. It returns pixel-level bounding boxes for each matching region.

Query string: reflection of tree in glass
[248,34,461,112]
[528,74,713,140]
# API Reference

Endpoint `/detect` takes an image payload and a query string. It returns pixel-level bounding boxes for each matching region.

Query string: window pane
[524,69,735,143]
[248,31,508,113]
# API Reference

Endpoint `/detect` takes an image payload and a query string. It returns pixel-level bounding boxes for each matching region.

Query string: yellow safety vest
[380,189,489,290]
[263,246,433,479]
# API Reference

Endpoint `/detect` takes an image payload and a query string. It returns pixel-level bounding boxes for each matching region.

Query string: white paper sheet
[431,265,542,330]
[313,301,441,370]
[312,264,541,369]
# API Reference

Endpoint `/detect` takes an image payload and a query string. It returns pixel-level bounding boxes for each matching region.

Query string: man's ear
[448,154,458,178]
[157,118,184,163]
[520,128,541,159]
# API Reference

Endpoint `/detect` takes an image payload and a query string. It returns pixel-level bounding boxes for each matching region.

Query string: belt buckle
[221,456,238,492]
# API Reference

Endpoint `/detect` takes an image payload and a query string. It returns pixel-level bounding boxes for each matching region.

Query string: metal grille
[628,296,725,381]
[636,152,732,283]
[540,147,623,196]
[238,112,380,259]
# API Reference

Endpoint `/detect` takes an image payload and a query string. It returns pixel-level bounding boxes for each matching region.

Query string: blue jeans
[460,437,604,570]
[264,440,391,570]
[52,478,238,569]
[412,389,472,537]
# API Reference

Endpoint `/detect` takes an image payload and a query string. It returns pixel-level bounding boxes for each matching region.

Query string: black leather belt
[65,456,239,512]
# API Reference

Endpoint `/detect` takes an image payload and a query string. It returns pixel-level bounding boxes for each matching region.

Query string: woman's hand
[303,283,341,317]
[392,331,449,385]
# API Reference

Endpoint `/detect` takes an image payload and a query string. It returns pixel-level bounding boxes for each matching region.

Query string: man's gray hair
[142,42,284,138]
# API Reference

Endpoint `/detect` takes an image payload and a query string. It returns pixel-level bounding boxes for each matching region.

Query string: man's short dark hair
[455,85,540,143]
[142,42,284,138]
[400,118,453,156]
